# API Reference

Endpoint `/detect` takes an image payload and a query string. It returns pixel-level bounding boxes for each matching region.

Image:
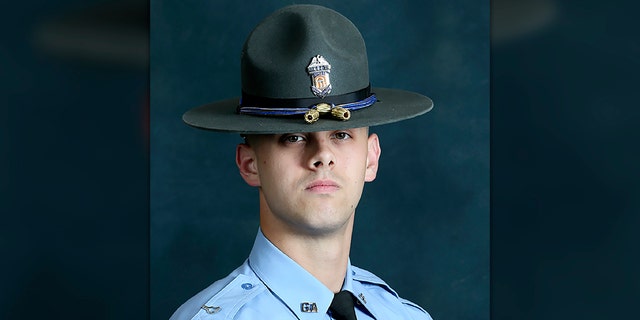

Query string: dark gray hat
[183,4,433,134]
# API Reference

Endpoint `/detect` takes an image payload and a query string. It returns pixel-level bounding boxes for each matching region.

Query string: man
[171,5,433,319]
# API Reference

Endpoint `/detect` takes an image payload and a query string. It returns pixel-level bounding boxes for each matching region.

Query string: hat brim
[182,87,433,134]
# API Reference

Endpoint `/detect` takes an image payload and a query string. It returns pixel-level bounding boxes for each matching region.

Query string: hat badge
[307,55,332,98]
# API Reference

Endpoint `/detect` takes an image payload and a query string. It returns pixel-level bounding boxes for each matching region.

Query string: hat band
[237,86,375,123]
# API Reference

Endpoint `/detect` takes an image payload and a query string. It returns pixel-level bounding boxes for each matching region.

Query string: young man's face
[236,127,381,236]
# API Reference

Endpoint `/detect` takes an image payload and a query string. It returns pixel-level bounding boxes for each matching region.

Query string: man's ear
[236,143,261,187]
[365,133,381,182]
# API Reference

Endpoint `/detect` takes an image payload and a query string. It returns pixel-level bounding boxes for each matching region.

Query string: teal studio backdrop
[151,1,489,319]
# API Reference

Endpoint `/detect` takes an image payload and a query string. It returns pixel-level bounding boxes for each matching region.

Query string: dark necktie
[328,290,357,320]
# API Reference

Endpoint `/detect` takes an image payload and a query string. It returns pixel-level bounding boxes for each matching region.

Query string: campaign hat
[183,4,433,134]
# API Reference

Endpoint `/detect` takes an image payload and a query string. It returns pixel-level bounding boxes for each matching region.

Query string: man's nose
[308,138,335,169]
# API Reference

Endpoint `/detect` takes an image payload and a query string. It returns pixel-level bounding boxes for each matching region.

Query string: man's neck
[261,220,354,293]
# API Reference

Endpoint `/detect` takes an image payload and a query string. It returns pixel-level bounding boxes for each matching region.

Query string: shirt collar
[248,229,353,319]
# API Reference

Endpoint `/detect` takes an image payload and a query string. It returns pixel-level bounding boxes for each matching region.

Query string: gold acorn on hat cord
[304,109,320,123]
[304,103,351,123]
[331,107,350,121]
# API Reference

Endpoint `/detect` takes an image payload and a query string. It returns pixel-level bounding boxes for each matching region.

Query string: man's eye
[334,132,351,140]
[282,135,305,143]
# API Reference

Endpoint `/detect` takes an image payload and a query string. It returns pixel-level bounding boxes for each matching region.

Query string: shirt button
[241,283,254,290]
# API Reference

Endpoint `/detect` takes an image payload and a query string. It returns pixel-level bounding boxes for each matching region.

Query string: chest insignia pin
[201,305,221,314]
[358,293,367,304]
[300,302,318,313]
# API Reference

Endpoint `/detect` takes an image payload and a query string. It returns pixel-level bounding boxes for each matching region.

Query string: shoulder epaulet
[350,266,399,298]
[399,297,432,318]
[171,274,266,320]
[350,266,433,319]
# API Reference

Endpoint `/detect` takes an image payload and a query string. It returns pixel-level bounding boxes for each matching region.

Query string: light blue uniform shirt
[170,229,432,319]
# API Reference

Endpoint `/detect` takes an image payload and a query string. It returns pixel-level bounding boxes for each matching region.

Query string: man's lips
[305,179,340,193]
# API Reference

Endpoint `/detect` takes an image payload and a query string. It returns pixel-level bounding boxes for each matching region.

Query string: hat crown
[241,5,369,99]
[183,5,433,134]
